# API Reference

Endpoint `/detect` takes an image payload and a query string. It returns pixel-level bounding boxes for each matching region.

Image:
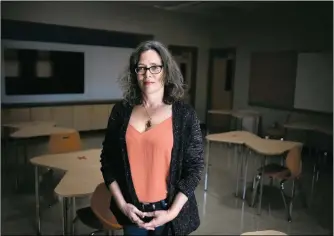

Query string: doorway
[168,45,198,107]
[206,48,236,133]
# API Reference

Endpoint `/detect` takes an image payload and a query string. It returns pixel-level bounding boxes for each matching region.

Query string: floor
[1,132,333,235]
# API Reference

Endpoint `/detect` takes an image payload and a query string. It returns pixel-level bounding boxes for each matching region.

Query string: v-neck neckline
[128,116,172,134]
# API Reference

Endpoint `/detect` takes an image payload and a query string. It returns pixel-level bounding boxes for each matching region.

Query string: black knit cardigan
[100,100,204,235]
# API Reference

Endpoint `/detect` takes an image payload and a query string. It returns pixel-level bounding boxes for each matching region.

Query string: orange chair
[48,131,82,154]
[250,146,308,222]
[73,183,123,235]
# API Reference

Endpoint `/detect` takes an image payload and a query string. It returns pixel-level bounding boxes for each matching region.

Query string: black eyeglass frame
[134,65,163,75]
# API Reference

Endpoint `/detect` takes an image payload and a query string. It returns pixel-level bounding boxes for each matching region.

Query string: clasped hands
[121,203,177,230]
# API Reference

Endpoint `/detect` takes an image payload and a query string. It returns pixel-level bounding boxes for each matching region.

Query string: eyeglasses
[135,65,163,75]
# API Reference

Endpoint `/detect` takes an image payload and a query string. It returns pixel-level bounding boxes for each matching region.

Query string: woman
[100,40,204,236]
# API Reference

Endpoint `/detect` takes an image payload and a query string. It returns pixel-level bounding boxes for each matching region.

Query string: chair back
[90,183,122,230]
[48,131,82,154]
[285,146,302,177]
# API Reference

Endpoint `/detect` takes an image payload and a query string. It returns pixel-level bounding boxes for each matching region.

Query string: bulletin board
[248,51,298,110]
[248,50,333,114]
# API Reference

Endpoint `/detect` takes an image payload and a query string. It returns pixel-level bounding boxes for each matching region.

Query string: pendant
[145,119,152,131]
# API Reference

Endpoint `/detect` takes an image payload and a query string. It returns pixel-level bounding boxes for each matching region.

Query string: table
[241,230,287,235]
[205,131,260,197]
[9,124,77,191]
[205,131,302,210]
[207,109,234,115]
[207,109,261,134]
[1,121,56,174]
[10,126,76,139]
[245,138,302,156]
[55,168,103,235]
[207,109,261,118]
[30,149,102,235]
[2,121,56,129]
[284,121,333,136]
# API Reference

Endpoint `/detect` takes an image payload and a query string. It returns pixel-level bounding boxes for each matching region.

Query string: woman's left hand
[142,210,176,230]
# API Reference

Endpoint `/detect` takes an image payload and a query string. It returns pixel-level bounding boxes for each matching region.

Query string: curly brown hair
[118,40,185,106]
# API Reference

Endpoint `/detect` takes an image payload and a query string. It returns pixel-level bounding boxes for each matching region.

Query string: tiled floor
[1,132,332,235]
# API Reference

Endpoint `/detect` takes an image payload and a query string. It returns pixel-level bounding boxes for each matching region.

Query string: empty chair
[250,146,307,222]
[73,182,123,235]
[48,130,82,154]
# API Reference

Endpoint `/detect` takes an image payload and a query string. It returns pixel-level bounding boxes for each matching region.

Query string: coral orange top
[126,117,173,203]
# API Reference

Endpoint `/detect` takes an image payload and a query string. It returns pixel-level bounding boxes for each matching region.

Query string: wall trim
[1,99,122,108]
[2,19,154,48]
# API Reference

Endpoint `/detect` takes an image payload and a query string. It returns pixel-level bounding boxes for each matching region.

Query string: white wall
[294,52,333,113]
[1,1,213,121]
[2,40,133,103]
[2,1,332,129]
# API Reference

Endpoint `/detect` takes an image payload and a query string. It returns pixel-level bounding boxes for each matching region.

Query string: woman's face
[136,49,164,95]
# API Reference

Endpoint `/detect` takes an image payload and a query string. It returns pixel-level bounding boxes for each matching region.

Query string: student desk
[30,149,102,235]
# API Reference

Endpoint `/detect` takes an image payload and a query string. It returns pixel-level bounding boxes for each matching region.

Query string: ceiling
[127,1,332,19]
[137,1,268,10]
[128,1,276,17]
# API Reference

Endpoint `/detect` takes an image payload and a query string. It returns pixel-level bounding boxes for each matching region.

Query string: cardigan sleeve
[177,106,204,198]
[100,102,122,189]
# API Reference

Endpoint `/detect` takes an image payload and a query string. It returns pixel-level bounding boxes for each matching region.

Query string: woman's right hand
[121,203,146,227]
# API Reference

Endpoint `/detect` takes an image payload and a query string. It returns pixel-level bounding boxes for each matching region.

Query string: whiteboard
[1,40,133,104]
[294,52,333,113]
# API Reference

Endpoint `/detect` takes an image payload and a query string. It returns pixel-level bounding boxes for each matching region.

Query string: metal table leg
[310,149,320,204]
[23,141,29,182]
[235,145,242,197]
[71,197,76,235]
[204,141,211,191]
[13,138,30,193]
[236,117,243,131]
[62,197,69,235]
[35,165,41,235]
[14,139,20,191]
[257,156,266,215]
[252,117,259,135]
[242,150,250,200]
[239,146,244,183]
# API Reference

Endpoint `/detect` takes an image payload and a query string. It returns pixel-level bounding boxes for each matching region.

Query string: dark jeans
[123,224,165,236]
[123,199,168,236]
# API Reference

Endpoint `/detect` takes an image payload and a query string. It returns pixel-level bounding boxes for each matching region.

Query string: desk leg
[62,197,68,235]
[310,149,320,204]
[14,139,20,191]
[242,150,250,200]
[204,141,210,191]
[257,156,266,215]
[235,145,241,197]
[236,118,243,131]
[239,146,244,181]
[35,166,41,235]
[71,197,76,235]
[2,137,8,176]
[253,117,259,135]
[23,141,29,189]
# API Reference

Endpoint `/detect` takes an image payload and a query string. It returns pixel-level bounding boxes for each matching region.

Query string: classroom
[1,1,333,235]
